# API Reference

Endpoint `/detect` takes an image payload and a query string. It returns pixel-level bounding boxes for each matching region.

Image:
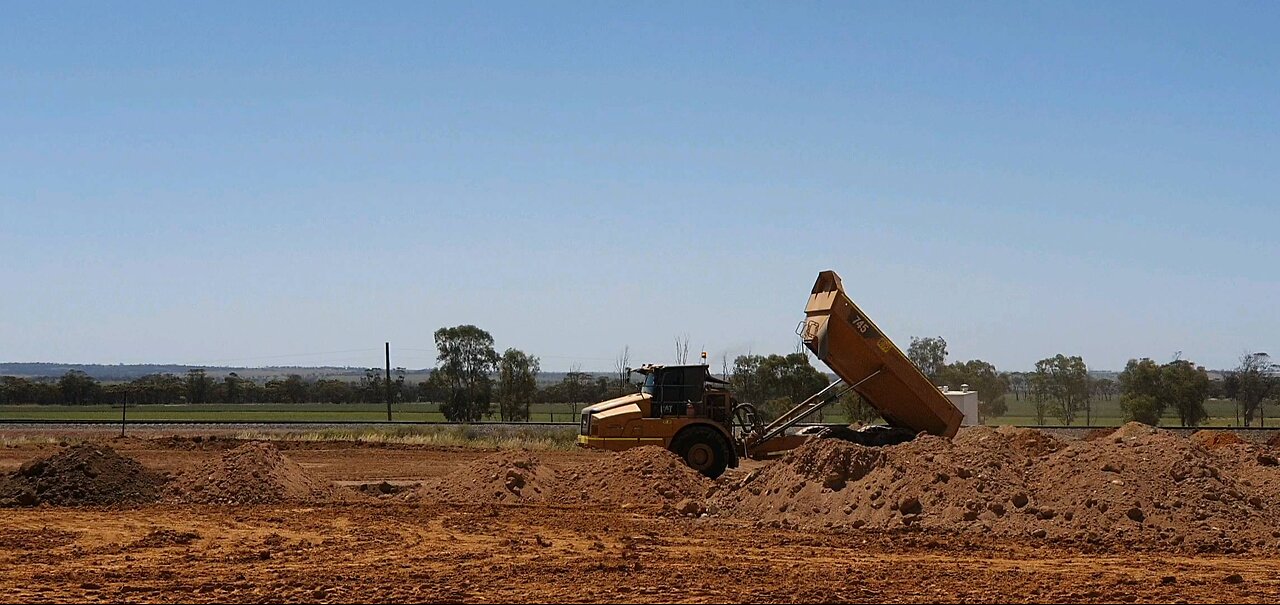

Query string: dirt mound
[991,424,1067,456]
[716,426,1280,551]
[1190,430,1247,450]
[1026,427,1265,550]
[419,450,554,503]
[558,446,713,507]
[167,442,334,504]
[417,447,710,507]
[1268,433,1280,448]
[146,435,236,451]
[718,430,1034,532]
[1108,421,1162,441]
[0,444,164,507]
[1081,428,1116,442]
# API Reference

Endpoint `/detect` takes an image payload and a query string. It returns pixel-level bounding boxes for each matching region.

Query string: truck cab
[577,364,739,477]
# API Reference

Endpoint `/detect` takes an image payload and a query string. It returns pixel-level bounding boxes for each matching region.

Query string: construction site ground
[2,431,1280,603]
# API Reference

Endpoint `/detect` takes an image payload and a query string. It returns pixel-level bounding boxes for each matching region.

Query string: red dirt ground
[1,431,1279,603]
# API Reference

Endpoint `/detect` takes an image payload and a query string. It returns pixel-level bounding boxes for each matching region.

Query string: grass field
[2,396,1277,427]
[0,402,590,423]
[987,396,1279,427]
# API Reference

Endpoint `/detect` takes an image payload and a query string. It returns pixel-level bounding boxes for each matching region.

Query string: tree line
[905,336,1278,427]
[3,325,1276,427]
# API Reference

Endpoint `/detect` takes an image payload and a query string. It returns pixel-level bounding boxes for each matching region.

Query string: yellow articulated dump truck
[577,270,963,478]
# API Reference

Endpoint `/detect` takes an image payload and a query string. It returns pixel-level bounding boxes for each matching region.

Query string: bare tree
[674,334,690,364]
[565,363,585,418]
[614,345,631,396]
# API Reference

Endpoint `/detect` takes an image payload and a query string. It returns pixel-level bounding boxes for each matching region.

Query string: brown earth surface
[0,443,165,507]
[165,442,342,504]
[1,428,1280,602]
[714,424,1280,553]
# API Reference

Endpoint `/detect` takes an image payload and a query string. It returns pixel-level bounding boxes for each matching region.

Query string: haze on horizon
[2,2,1276,374]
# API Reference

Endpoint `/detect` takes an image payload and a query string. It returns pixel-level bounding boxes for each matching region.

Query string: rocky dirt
[556,446,713,507]
[3,499,1280,603]
[419,450,556,503]
[714,423,1280,552]
[419,446,712,509]
[0,443,164,507]
[165,441,337,504]
[1191,430,1248,450]
[2,428,1280,602]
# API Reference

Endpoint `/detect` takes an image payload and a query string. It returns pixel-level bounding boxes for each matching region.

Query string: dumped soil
[419,446,711,508]
[1190,430,1247,450]
[558,446,713,507]
[715,423,1280,552]
[0,444,164,507]
[166,442,336,504]
[419,450,555,503]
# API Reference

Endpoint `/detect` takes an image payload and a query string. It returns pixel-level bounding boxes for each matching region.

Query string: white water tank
[942,385,981,426]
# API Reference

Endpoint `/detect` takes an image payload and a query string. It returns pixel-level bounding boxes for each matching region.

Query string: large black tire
[670,425,732,479]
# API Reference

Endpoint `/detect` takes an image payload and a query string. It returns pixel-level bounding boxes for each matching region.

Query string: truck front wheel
[670,426,731,479]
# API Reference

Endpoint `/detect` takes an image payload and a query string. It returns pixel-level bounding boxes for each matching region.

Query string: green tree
[185,369,212,404]
[730,353,829,422]
[1034,353,1085,424]
[1162,360,1211,427]
[312,378,354,403]
[1225,352,1277,427]
[907,336,948,380]
[432,325,500,422]
[223,372,245,403]
[1028,371,1050,424]
[1091,377,1117,402]
[936,360,1010,423]
[1120,394,1161,425]
[730,355,766,405]
[418,371,445,403]
[358,368,384,403]
[839,391,881,424]
[497,348,540,421]
[281,374,308,403]
[58,370,100,405]
[1034,355,1089,425]
[392,367,409,402]
[1008,372,1028,401]
[1119,358,1163,405]
[0,376,37,404]
[130,373,185,404]
[1119,357,1213,426]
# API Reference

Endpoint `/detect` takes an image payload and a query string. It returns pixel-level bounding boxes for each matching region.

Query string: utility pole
[385,342,393,422]
[119,390,127,438]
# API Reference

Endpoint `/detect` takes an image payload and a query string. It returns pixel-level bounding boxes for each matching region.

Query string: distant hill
[0,363,434,383]
[0,362,620,384]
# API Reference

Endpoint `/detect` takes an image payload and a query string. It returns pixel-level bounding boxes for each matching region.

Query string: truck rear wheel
[670,426,731,479]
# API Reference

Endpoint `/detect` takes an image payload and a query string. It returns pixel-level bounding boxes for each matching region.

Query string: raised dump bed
[800,270,963,438]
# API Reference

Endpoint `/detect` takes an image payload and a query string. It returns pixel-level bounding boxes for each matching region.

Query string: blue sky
[1,1,1276,372]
